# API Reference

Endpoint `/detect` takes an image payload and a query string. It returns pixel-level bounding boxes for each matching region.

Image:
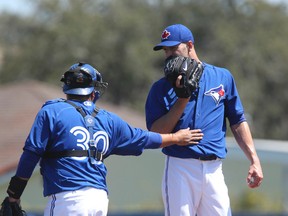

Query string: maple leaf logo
[161,30,171,39]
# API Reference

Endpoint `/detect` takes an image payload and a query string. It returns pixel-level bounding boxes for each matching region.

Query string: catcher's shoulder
[42,98,64,105]
[96,108,117,120]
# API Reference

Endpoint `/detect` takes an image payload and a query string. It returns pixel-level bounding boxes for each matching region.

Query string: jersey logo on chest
[204,84,225,105]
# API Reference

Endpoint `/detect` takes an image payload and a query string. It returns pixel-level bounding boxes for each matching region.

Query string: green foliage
[232,189,284,212]
[0,0,287,139]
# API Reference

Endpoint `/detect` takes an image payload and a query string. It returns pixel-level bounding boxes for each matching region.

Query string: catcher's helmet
[61,62,105,96]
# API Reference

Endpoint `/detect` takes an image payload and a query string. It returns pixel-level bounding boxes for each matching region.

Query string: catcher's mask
[61,62,108,100]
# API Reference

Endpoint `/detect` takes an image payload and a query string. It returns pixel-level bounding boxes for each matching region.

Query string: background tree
[0,0,287,139]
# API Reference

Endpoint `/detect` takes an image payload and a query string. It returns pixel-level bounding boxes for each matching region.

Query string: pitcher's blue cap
[153,24,194,51]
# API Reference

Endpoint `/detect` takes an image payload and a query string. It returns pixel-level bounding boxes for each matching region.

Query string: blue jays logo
[204,84,225,105]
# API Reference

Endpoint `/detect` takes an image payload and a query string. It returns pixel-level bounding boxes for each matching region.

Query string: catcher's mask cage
[61,62,108,99]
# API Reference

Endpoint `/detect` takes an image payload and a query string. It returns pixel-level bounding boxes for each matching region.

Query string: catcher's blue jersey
[145,63,246,159]
[22,99,162,196]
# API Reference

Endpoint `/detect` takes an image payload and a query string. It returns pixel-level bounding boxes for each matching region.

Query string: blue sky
[0,0,34,15]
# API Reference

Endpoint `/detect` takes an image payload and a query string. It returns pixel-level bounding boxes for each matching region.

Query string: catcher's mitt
[0,197,26,216]
[164,55,203,98]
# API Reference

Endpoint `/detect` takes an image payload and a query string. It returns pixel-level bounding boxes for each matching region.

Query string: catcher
[0,62,203,215]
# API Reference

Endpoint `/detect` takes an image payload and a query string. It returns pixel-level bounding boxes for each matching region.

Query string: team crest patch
[204,84,225,105]
[162,30,170,39]
[84,101,93,106]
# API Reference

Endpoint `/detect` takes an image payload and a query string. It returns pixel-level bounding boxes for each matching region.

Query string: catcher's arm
[7,176,28,200]
[0,176,28,216]
[6,150,39,200]
[160,128,203,147]
[1,149,40,215]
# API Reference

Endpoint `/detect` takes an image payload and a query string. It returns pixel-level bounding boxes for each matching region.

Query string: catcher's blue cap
[153,24,194,51]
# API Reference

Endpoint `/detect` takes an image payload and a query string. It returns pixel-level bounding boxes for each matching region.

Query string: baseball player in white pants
[145,24,263,215]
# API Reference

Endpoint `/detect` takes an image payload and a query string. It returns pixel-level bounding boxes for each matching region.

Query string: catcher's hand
[0,197,26,216]
[164,55,204,98]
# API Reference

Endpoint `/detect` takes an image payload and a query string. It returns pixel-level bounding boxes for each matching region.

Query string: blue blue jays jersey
[22,99,162,196]
[145,63,246,159]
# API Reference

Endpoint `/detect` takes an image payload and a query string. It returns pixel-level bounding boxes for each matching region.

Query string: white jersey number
[69,126,109,161]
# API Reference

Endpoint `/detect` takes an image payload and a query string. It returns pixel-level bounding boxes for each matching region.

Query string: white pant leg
[162,156,202,216]
[162,156,231,216]
[198,160,231,216]
[44,187,109,216]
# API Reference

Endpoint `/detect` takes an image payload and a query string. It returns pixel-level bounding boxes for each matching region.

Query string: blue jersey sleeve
[145,78,176,130]
[224,74,246,126]
[16,150,41,178]
[107,112,162,156]
[23,103,56,155]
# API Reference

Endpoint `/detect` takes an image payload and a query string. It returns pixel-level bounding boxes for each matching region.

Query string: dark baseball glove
[0,197,26,216]
[164,55,204,98]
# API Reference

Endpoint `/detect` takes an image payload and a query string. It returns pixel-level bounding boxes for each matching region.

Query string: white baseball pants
[44,187,109,216]
[162,156,232,216]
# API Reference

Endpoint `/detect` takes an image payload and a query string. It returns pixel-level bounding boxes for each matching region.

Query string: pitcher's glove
[0,197,26,216]
[164,55,203,98]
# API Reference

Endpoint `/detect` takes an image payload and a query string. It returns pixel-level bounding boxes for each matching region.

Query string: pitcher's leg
[162,156,203,216]
[197,160,231,216]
